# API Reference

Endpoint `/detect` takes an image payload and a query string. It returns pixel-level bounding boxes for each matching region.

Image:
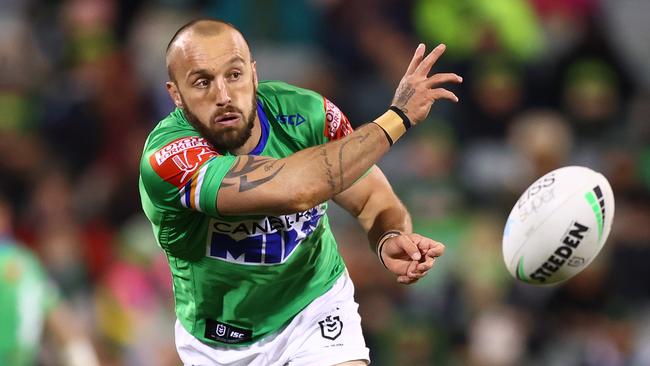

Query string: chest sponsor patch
[323,98,353,141]
[149,136,218,188]
[205,205,326,265]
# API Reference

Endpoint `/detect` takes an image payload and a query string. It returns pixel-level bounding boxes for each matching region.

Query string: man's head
[165,19,258,152]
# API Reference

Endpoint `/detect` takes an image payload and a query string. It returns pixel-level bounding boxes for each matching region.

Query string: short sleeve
[142,135,237,217]
[322,97,354,142]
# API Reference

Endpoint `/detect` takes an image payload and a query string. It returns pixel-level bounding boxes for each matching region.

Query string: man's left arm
[333,166,445,284]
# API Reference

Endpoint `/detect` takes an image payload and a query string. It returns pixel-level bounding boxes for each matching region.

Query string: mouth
[213,112,241,126]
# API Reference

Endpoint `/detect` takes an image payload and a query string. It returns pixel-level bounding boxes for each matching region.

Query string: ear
[251,60,258,88]
[166,81,183,109]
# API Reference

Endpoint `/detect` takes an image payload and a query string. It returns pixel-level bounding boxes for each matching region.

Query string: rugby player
[139,18,462,365]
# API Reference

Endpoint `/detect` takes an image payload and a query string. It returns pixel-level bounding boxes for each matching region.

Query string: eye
[229,71,241,81]
[195,79,210,88]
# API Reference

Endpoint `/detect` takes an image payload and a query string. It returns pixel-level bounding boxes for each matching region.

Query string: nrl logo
[319,315,343,340]
[216,324,227,337]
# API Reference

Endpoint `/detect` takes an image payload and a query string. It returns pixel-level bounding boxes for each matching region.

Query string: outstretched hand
[391,43,463,126]
[380,233,445,284]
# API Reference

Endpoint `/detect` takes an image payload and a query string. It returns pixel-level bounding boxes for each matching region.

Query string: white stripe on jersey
[179,185,188,208]
[194,165,208,212]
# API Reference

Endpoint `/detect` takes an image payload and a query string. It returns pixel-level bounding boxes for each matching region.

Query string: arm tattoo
[392,83,415,113]
[223,156,285,192]
[337,132,371,190]
[319,147,336,192]
[264,160,278,172]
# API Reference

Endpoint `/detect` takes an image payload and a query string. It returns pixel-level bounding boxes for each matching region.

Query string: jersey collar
[249,99,270,156]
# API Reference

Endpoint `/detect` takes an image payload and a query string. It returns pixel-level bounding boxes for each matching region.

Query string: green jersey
[139,81,355,346]
[0,239,59,365]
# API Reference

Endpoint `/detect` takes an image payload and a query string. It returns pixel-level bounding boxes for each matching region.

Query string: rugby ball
[502,166,614,285]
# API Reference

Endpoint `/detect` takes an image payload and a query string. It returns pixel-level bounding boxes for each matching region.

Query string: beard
[182,92,257,153]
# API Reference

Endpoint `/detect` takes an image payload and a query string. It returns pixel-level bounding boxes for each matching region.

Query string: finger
[426,73,463,87]
[422,242,445,258]
[411,258,433,276]
[394,235,421,261]
[415,43,446,76]
[411,235,445,257]
[417,257,435,272]
[406,260,420,277]
[405,43,426,76]
[414,268,430,277]
[397,275,418,284]
[408,271,426,279]
[417,241,433,254]
[428,88,458,103]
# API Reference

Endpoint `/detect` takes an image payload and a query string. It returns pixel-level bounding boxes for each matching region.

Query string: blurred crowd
[1,0,649,365]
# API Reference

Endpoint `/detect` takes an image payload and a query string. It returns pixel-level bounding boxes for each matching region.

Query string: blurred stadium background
[1,0,649,365]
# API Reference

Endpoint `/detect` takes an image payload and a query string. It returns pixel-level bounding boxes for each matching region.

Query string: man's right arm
[217,43,462,216]
[218,122,389,215]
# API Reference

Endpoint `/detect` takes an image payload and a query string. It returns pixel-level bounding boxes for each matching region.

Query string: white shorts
[175,272,370,366]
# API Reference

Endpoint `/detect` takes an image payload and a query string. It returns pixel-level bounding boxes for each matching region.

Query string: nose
[214,79,231,107]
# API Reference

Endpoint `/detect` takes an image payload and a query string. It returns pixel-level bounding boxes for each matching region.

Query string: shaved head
[166,18,251,82]
[163,18,260,153]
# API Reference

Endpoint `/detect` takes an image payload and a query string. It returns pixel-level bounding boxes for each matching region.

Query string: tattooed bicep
[220,155,285,193]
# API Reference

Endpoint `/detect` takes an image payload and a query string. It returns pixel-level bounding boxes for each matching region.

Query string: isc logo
[205,206,324,265]
[276,113,306,126]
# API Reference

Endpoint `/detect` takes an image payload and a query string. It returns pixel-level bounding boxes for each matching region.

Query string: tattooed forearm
[223,156,285,192]
[392,83,415,113]
[228,156,269,176]
[356,131,370,144]
[264,160,278,172]
[319,147,336,191]
[337,133,371,190]
[239,166,284,192]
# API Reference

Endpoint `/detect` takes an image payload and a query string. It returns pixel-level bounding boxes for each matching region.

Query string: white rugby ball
[503,166,614,285]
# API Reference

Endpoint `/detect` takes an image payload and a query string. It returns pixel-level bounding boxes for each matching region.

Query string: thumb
[390,235,421,261]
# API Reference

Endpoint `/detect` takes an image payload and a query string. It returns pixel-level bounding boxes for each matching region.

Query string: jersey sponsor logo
[276,113,306,126]
[319,315,343,340]
[206,205,325,265]
[150,137,218,211]
[323,98,353,141]
[154,137,212,166]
